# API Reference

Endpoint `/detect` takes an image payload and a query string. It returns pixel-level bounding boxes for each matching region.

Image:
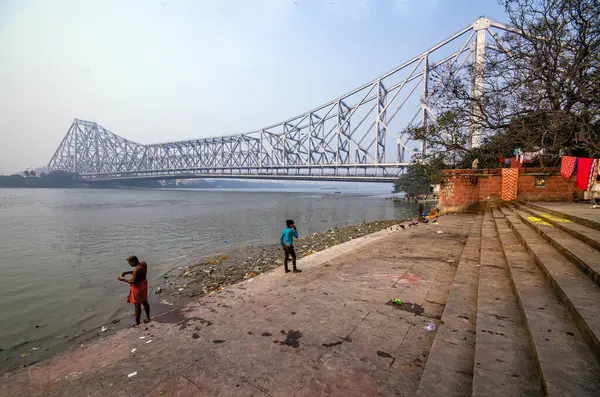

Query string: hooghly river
[0,187,424,371]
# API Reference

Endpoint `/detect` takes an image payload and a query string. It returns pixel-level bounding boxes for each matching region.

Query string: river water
[0,187,423,370]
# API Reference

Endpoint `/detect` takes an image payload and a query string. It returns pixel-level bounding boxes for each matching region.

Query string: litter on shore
[424,322,437,332]
[158,219,404,302]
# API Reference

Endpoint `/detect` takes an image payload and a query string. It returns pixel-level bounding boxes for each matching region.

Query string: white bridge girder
[48,17,515,183]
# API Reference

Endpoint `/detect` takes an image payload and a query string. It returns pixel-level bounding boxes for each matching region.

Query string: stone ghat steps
[414,207,600,397]
[511,202,600,283]
[521,201,600,232]
[495,207,600,396]
[502,205,600,366]
[415,214,482,397]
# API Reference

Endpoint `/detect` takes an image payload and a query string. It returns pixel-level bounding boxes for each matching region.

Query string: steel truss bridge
[48,17,514,183]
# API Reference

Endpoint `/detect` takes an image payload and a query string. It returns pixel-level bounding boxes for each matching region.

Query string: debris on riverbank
[159,219,405,302]
[0,219,406,374]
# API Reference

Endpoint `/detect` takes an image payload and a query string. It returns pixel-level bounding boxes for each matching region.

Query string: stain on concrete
[481,329,506,337]
[156,311,213,331]
[376,350,396,367]
[456,369,474,376]
[412,357,424,367]
[192,333,199,339]
[322,341,343,348]
[277,330,302,348]
[213,340,225,344]
[247,331,253,335]
[386,301,424,316]
[566,331,574,336]
[261,332,272,337]
[377,350,393,358]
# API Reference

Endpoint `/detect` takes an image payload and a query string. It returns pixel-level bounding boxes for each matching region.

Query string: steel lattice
[48,18,514,183]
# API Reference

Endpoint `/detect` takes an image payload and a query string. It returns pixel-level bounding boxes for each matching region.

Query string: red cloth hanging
[575,158,595,191]
[560,156,577,179]
[501,168,519,201]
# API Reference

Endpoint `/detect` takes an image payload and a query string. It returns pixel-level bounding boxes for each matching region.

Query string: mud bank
[156,219,407,304]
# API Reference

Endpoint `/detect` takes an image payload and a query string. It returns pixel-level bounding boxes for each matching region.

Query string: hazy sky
[0,0,506,174]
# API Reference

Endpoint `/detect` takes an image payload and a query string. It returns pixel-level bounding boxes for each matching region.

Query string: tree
[500,0,600,154]
[411,0,600,168]
[393,164,432,195]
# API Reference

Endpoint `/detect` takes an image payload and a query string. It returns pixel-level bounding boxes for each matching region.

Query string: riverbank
[158,219,407,304]
[0,214,473,397]
[0,218,408,374]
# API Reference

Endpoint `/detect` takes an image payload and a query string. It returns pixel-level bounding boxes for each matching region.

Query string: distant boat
[334,191,342,194]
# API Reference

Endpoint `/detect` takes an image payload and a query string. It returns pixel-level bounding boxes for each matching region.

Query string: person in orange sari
[118,255,150,326]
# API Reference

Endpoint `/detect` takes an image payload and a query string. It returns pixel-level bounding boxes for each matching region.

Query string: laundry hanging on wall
[587,159,600,191]
[560,156,577,179]
[501,168,519,201]
[575,157,597,191]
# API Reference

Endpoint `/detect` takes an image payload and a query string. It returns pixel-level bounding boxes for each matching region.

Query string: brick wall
[439,168,580,213]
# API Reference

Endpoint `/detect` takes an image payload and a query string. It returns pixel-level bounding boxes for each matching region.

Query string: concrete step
[494,211,600,396]
[471,211,541,396]
[510,204,600,288]
[520,201,600,232]
[500,206,600,366]
[514,203,600,253]
[416,214,483,397]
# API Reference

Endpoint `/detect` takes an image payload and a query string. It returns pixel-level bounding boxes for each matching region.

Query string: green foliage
[393,164,432,195]
[405,0,600,177]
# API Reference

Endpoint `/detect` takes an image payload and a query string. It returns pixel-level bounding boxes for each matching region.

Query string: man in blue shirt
[280,219,301,273]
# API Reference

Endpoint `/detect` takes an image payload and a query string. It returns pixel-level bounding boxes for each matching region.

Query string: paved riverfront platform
[3,204,600,396]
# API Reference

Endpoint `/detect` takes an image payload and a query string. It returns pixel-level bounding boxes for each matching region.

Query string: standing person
[118,255,150,326]
[418,204,424,221]
[280,220,301,273]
